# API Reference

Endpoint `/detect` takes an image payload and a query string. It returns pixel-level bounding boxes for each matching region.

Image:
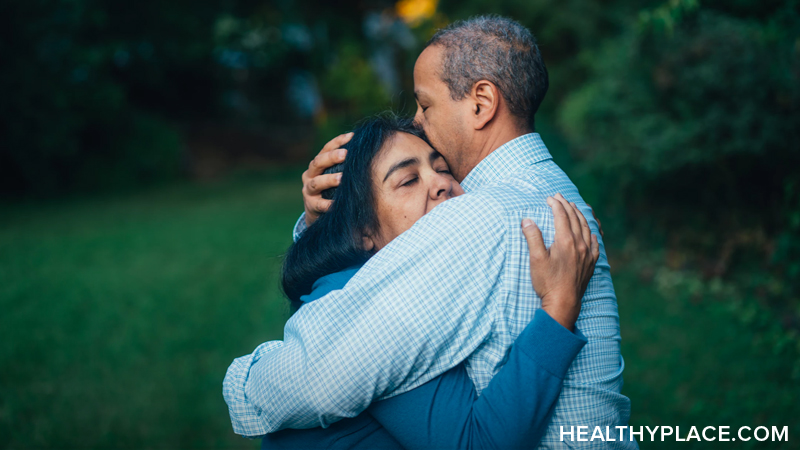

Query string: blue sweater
[263,266,587,449]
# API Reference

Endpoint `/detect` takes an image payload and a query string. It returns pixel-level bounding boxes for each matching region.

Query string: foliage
[0,0,409,196]
[0,0,230,196]
[561,2,798,192]
[557,0,800,318]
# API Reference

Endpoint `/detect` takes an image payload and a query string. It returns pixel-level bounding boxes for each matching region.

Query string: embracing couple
[224,15,636,450]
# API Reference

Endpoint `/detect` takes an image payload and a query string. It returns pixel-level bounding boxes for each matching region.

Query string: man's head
[413,15,548,181]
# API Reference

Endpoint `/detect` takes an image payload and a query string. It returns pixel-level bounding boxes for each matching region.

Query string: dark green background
[1,0,798,448]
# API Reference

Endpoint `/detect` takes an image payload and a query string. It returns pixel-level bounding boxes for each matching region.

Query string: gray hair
[426,15,548,130]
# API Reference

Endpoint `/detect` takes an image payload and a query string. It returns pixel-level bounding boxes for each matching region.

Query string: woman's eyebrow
[429,150,443,163]
[383,157,419,182]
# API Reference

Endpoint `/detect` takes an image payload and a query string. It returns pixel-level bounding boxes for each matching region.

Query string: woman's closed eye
[400,176,419,187]
[433,162,452,176]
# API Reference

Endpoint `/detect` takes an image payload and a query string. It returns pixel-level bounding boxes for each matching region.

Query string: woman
[265,116,598,449]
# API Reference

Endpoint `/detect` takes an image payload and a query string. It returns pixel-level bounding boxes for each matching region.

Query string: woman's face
[366,132,464,251]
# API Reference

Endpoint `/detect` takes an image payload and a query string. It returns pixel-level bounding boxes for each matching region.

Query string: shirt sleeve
[367,309,588,450]
[292,213,307,242]
[245,194,509,432]
[223,341,286,438]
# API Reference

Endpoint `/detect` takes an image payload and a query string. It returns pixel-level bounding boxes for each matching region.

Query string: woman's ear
[470,80,500,130]
[362,234,375,252]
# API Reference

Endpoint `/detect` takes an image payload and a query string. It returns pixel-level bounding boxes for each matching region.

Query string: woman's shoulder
[300,265,364,304]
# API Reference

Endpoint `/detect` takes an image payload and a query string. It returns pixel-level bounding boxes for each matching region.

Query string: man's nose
[413,108,424,127]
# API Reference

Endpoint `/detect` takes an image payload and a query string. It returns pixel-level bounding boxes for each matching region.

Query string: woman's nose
[430,174,452,200]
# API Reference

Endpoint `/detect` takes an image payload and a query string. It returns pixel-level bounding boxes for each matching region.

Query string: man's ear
[470,80,500,130]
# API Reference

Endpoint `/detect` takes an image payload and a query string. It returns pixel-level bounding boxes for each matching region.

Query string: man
[225,16,636,449]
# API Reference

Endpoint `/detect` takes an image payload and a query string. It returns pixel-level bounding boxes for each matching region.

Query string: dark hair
[281,115,426,306]
[426,15,548,130]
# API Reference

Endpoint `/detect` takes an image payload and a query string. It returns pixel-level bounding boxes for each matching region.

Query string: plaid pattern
[224,134,636,448]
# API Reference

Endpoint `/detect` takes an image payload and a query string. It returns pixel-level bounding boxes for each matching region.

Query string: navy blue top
[263,266,587,449]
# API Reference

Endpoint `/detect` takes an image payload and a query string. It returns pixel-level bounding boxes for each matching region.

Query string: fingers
[320,132,354,155]
[308,198,333,215]
[547,196,571,243]
[301,133,351,226]
[571,201,592,248]
[307,148,347,178]
[304,173,342,196]
[591,234,600,262]
[521,218,547,261]
[554,194,582,242]
[308,132,352,179]
[588,203,604,239]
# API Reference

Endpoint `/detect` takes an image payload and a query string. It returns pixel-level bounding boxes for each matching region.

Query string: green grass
[615,267,800,449]
[0,172,303,449]
[1,172,798,449]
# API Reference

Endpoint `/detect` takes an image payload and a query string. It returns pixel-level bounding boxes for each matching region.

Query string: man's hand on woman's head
[521,193,600,331]
[301,132,353,226]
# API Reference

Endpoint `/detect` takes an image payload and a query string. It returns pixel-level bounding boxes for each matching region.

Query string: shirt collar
[460,133,553,192]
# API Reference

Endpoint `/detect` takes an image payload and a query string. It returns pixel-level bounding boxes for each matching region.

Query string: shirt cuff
[223,341,285,437]
[292,213,307,242]
[516,309,588,380]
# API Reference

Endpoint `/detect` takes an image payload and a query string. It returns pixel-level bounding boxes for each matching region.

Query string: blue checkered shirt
[223,133,636,448]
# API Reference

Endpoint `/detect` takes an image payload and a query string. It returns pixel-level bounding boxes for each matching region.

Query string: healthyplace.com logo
[560,426,789,443]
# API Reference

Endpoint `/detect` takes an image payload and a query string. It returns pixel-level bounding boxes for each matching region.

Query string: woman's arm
[367,310,586,450]
[367,196,598,450]
[259,310,586,450]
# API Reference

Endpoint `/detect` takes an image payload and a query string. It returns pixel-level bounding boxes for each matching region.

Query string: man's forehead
[415,45,442,72]
[413,46,444,95]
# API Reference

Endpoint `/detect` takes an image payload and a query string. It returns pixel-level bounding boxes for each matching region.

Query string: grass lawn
[1,171,797,449]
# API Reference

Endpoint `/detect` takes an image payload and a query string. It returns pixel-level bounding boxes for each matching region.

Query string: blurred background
[1,0,798,448]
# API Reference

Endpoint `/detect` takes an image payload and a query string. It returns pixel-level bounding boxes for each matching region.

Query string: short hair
[426,15,548,130]
[281,115,427,306]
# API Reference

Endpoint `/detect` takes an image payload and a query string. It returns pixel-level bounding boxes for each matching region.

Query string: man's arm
[248,194,510,432]
[233,311,585,447]
[223,341,285,437]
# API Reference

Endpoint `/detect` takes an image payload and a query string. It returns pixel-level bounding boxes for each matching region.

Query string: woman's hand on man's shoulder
[520,193,600,332]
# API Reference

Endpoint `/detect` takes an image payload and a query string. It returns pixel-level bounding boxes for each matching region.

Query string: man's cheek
[421,124,435,143]
[414,111,425,127]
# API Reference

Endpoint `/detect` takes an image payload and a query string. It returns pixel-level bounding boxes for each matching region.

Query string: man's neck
[459,125,530,181]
